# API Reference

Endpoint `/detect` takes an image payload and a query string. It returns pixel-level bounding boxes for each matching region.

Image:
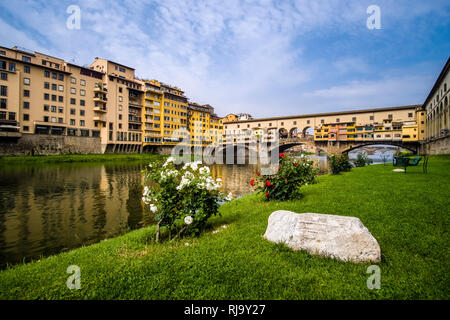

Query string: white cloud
[0,0,448,118]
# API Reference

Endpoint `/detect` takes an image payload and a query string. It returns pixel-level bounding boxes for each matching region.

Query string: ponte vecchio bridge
[221,105,426,155]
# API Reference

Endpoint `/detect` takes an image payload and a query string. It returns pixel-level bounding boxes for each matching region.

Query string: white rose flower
[199,166,211,175]
[226,192,233,201]
[163,157,175,167]
[190,162,199,171]
[149,204,158,213]
[184,216,193,225]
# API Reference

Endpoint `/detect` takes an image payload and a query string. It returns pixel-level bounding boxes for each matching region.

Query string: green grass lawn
[0,153,164,164]
[0,156,449,299]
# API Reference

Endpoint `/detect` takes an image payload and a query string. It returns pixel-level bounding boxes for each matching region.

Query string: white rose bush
[142,157,232,242]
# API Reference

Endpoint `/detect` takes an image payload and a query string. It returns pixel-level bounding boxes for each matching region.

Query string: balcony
[128,116,142,123]
[93,106,107,113]
[93,115,107,122]
[94,85,107,93]
[94,96,107,103]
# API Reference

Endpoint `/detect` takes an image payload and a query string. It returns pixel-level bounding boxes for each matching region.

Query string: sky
[0,0,449,118]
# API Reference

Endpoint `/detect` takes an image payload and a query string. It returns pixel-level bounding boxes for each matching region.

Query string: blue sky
[0,0,449,118]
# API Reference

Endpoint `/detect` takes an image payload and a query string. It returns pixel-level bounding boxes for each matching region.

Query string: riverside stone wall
[0,134,102,156]
[420,136,450,155]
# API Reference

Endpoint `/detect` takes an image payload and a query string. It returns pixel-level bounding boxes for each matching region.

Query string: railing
[129,116,142,122]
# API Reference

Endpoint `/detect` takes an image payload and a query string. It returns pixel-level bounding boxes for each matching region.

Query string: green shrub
[250,153,318,201]
[142,158,231,242]
[328,154,352,174]
[395,150,413,157]
[353,152,373,167]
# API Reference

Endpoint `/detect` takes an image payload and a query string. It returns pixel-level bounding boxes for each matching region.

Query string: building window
[70,98,76,105]
[52,72,57,79]
[51,94,57,101]
[408,113,413,117]
[0,98,6,108]
[44,70,50,78]
[71,77,76,84]
[24,65,30,73]
[58,85,64,91]
[22,56,31,63]
[44,116,49,122]
[70,108,76,115]
[119,114,122,120]
[58,96,63,102]
[44,105,49,111]
[70,119,75,125]
[51,106,56,112]
[23,126,29,131]
[70,87,76,94]
[24,90,30,97]
[9,62,15,72]
[51,117,57,123]
[58,107,63,113]
[58,117,63,123]
[23,101,29,109]
[352,117,356,122]
[80,110,85,116]
[80,79,85,86]
[119,87,122,93]
[80,100,85,106]
[42,60,47,66]
[370,116,374,121]
[44,82,50,89]
[80,120,85,127]
[58,74,64,81]
[1,73,7,80]
[0,85,7,96]
[388,114,393,119]
[336,118,340,123]
[119,96,123,102]
[80,89,85,96]
[23,114,29,121]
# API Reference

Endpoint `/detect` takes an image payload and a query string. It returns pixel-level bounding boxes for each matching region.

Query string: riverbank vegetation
[0,153,165,164]
[0,155,449,299]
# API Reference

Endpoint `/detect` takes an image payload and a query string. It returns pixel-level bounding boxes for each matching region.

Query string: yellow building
[141,79,188,148]
[188,102,223,146]
[222,113,238,122]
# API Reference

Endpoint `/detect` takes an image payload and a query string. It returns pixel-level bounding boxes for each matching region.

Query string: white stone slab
[264,211,381,263]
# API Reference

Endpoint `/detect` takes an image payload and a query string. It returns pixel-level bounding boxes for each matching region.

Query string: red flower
[294,162,298,166]
[266,180,271,187]
[265,193,269,197]
[337,159,341,163]
[250,179,255,186]
[257,172,260,176]
[279,153,285,157]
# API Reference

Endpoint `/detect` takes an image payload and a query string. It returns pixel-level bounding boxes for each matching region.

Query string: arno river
[0,146,396,268]
[0,160,268,267]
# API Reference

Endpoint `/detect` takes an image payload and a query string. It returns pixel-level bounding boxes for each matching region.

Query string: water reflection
[0,162,149,268]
